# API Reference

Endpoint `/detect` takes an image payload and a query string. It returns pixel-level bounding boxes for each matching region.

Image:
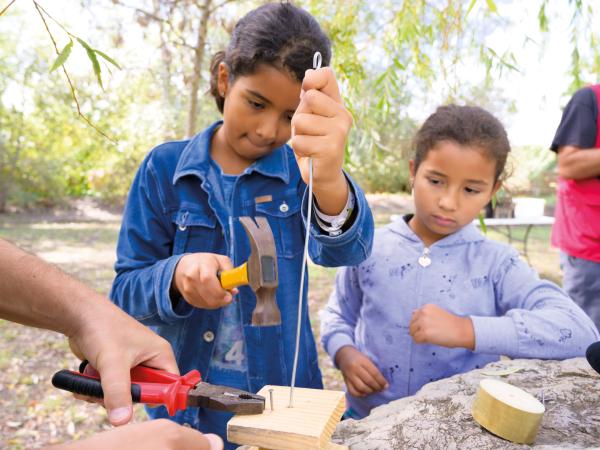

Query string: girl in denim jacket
[320,105,599,419]
[110,3,374,447]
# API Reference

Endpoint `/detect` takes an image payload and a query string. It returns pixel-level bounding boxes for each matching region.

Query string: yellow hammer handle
[219,262,249,290]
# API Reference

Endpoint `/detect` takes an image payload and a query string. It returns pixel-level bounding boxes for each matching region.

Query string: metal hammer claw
[218,216,281,326]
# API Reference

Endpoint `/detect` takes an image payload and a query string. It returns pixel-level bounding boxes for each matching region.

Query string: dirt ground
[0,194,560,448]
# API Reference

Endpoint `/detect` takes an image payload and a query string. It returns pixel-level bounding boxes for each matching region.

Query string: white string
[289,51,321,408]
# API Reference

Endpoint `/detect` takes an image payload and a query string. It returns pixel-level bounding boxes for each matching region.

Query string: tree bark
[185,0,212,138]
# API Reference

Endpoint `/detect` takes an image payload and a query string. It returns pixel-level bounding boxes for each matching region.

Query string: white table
[473,216,555,260]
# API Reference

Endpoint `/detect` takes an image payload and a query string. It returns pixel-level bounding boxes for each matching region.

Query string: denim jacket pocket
[243,323,287,389]
[255,194,303,259]
[172,209,218,255]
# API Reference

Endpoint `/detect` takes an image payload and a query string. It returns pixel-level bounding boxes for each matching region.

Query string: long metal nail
[269,388,274,411]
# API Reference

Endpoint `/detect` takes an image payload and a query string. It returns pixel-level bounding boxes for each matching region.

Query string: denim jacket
[109,121,374,440]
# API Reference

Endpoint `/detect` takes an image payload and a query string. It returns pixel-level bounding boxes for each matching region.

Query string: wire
[289,51,321,408]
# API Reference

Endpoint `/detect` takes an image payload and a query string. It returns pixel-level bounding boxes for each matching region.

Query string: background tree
[0,0,598,210]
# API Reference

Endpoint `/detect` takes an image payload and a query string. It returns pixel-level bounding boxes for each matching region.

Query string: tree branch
[0,0,17,17]
[33,0,116,143]
[32,1,76,38]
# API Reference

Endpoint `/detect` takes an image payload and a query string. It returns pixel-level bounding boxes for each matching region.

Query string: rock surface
[333,358,600,449]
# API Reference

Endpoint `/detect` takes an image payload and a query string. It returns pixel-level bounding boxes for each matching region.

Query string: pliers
[52,361,265,416]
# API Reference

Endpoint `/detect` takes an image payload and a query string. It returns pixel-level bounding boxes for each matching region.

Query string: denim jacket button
[203,330,215,342]
[178,211,189,231]
[279,202,289,213]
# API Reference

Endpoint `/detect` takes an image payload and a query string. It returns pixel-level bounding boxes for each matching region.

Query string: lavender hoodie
[320,215,599,418]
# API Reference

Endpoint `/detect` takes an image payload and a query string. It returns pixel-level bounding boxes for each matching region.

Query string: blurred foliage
[504,145,557,197]
[0,0,599,209]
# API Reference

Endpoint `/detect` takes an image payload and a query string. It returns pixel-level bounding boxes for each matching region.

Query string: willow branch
[0,0,17,16]
[33,1,116,144]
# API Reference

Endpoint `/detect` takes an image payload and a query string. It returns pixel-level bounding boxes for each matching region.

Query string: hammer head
[239,216,280,326]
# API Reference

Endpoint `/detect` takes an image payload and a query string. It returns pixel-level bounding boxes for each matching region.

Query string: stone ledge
[333,357,600,449]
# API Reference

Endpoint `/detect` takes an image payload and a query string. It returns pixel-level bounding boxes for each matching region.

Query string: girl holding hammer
[110,3,374,447]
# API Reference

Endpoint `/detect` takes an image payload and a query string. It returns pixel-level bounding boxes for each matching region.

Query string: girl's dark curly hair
[413,104,511,182]
[209,2,331,113]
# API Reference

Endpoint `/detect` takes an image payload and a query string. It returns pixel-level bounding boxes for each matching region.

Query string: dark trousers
[560,251,600,331]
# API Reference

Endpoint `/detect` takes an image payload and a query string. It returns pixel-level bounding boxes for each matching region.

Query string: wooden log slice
[472,378,544,444]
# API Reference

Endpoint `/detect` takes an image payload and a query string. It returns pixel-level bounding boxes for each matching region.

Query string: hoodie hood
[387,213,486,248]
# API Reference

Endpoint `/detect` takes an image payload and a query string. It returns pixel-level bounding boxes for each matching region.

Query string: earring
[220,90,225,97]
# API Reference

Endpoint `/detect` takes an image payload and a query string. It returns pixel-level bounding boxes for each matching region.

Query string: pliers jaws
[187,381,265,414]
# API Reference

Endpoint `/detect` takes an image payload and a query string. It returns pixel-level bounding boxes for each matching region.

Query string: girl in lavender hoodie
[320,104,599,419]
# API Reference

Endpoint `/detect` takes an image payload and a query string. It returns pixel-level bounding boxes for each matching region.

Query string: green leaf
[77,38,103,89]
[500,59,519,73]
[478,213,487,234]
[344,140,351,164]
[374,71,388,87]
[485,0,498,14]
[393,57,406,70]
[465,0,477,18]
[94,49,121,70]
[538,2,548,32]
[486,46,499,58]
[76,37,93,52]
[50,40,73,72]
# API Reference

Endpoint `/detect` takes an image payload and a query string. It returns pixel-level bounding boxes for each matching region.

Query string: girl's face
[409,140,501,246]
[214,63,301,170]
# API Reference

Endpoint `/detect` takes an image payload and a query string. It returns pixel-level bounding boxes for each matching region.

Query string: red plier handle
[52,361,202,416]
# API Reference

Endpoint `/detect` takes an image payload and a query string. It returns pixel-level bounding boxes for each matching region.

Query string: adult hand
[68,299,180,426]
[173,253,238,309]
[409,304,475,350]
[291,67,352,215]
[49,419,223,450]
[335,345,388,397]
[0,239,181,427]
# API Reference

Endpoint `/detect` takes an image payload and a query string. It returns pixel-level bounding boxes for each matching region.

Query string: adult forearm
[557,145,600,180]
[0,239,104,336]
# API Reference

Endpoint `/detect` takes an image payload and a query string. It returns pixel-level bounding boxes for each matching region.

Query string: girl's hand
[173,253,238,309]
[409,304,475,350]
[335,346,389,397]
[291,67,352,215]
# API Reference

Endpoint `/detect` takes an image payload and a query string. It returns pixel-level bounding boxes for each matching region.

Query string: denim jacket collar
[173,121,290,185]
[389,213,485,247]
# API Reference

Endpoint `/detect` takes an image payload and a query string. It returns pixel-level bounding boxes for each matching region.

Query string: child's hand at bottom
[173,253,239,309]
[335,346,388,397]
[409,304,475,350]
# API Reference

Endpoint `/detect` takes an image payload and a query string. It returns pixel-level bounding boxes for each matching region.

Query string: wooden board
[242,444,347,450]
[227,385,348,450]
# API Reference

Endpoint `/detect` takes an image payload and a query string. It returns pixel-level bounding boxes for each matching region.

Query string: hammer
[218,216,281,326]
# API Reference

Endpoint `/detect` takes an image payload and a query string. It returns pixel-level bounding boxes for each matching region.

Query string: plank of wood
[243,444,347,450]
[228,385,347,450]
